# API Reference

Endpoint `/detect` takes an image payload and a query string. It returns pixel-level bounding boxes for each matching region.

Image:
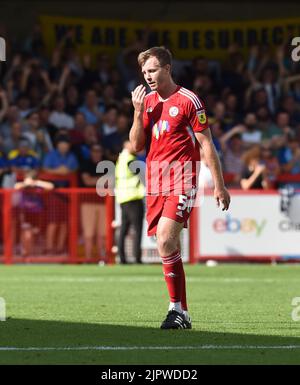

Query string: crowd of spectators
[0,23,300,191]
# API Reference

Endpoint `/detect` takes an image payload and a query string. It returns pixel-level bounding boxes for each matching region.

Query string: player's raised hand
[214,186,231,211]
[131,85,146,112]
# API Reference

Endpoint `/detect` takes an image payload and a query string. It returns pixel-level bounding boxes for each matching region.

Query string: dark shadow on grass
[0,318,300,364]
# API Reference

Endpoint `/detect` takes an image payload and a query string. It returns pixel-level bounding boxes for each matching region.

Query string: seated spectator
[16,94,33,119]
[79,143,106,262]
[3,121,24,154]
[223,92,241,128]
[65,84,81,115]
[278,134,300,175]
[69,112,87,145]
[240,146,268,190]
[208,101,229,131]
[100,105,122,161]
[78,89,104,126]
[263,111,291,141]
[116,113,131,143]
[219,125,245,186]
[256,106,273,137]
[260,144,280,188]
[23,111,53,159]
[240,113,262,148]
[247,88,269,114]
[0,150,8,187]
[8,137,40,176]
[280,95,300,128]
[38,106,58,143]
[48,95,74,130]
[0,105,22,139]
[73,124,99,163]
[43,134,78,176]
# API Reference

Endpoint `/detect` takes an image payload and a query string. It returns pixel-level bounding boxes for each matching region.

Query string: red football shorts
[146,188,197,236]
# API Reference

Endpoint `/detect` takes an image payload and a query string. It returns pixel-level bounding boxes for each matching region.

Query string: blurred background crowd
[0,22,300,190]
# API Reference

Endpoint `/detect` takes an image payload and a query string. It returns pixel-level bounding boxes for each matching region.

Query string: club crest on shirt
[197,109,207,124]
[169,106,179,117]
[147,107,153,113]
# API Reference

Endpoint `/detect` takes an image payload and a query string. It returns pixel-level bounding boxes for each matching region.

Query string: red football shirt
[143,86,208,195]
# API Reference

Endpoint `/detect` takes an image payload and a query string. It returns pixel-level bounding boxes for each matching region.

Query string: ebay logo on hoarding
[213,215,267,237]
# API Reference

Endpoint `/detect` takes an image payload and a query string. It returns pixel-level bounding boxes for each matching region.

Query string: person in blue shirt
[78,89,104,126]
[8,138,40,175]
[43,134,78,175]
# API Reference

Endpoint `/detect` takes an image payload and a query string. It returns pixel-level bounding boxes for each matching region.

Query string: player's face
[141,56,170,91]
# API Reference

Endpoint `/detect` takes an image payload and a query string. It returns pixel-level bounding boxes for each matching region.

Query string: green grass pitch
[0,264,300,365]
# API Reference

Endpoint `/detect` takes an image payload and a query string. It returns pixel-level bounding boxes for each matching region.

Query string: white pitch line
[0,277,299,283]
[1,345,300,351]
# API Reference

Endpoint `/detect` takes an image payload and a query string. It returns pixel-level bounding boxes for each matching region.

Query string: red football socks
[161,249,188,311]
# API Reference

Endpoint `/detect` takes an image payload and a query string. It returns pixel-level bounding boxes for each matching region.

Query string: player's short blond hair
[137,46,172,68]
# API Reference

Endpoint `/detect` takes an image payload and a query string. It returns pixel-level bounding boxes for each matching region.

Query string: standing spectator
[115,140,145,264]
[42,137,76,256]
[14,170,54,257]
[80,144,106,262]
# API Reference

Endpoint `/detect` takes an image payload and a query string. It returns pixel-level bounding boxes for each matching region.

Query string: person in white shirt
[48,95,74,130]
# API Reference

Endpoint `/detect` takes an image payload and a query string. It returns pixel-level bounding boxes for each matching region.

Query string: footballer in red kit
[143,86,208,236]
[130,46,231,329]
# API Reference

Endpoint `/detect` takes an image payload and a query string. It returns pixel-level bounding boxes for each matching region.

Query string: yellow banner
[40,15,300,60]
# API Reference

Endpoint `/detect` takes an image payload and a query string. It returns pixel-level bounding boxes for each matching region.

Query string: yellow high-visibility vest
[115,149,145,204]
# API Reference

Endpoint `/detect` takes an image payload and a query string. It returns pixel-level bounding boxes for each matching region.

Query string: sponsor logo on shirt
[169,106,179,117]
[197,109,207,124]
[152,120,170,139]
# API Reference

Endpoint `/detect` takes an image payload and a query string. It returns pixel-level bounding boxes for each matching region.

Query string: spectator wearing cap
[43,135,78,175]
[8,137,40,175]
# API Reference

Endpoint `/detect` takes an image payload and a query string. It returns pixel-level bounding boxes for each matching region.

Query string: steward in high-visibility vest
[115,140,145,264]
[115,144,145,204]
